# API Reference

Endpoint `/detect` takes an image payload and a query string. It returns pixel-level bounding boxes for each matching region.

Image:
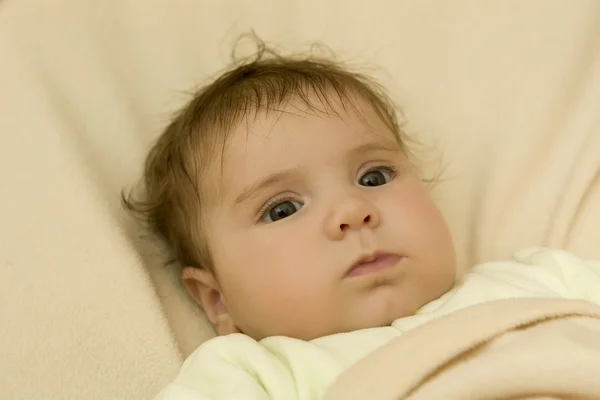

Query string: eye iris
[360,170,387,187]
[269,201,298,221]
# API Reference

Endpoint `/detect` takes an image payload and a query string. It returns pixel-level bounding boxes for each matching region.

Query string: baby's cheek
[255,229,306,271]
[223,238,292,298]
[247,233,320,292]
[397,188,445,231]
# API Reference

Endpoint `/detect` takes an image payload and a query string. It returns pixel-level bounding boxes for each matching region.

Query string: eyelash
[361,164,398,180]
[257,194,299,222]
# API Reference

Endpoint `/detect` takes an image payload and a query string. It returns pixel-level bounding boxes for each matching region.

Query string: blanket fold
[325,298,600,400]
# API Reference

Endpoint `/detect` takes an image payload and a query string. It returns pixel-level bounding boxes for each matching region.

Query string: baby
[124,44,600,399]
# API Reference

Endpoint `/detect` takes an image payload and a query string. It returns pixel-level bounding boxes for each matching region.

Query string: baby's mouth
[346,252,403,277]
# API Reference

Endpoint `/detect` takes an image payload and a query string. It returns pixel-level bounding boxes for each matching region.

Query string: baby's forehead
[228,104,395,167]
[229,96,396,150]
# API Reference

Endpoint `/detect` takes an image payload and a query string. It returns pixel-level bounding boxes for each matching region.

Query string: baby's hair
[123,35,415,273]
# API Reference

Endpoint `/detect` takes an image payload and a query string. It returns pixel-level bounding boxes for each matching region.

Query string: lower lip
[348,254,403,277]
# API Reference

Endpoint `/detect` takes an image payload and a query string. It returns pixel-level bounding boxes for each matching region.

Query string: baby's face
[202,96,456,340]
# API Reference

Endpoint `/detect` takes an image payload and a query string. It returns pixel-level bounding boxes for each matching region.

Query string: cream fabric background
[1,0,599,398]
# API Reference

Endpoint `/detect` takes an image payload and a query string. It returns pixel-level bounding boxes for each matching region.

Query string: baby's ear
[182,267,239,335]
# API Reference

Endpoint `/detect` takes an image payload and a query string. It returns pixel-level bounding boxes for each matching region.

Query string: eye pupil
[268,201,299,222]
[360,170,387,187]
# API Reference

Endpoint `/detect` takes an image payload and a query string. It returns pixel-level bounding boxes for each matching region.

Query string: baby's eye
[263,200,303,222]
[358,167,395,187]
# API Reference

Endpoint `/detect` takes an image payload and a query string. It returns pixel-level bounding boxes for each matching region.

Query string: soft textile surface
[1,0,599,398]
[325,299,600,400]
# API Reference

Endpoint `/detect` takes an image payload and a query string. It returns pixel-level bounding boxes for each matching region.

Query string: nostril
[363,215,371,223]
[339,223,349,231]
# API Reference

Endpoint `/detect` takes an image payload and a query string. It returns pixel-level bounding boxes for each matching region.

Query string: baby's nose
[324,196,381,240]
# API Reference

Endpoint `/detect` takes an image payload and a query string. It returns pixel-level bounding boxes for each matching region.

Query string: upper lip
[346,251,394,275]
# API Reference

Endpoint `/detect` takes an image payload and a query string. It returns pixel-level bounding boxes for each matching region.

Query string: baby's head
[125,45,456,341]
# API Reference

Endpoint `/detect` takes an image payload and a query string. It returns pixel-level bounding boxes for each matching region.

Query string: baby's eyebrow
[347,141,401,159]
[233,169,298,207]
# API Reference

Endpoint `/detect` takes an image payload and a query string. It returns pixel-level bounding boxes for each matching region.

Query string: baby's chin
[297,318,401,341]
[245,317,397,342]
[336,297,423,333]
[339,310,411,335]
[242,295,425,341]
[287,311,414,341]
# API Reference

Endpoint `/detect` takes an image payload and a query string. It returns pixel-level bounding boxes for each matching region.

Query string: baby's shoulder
[464,247,600,301]
[471,247,593,275]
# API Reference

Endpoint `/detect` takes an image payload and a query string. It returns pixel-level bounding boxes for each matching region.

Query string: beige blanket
[326,299,600,400]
